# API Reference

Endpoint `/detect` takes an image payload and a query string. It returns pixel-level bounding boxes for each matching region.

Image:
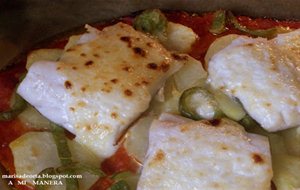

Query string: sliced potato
[123,116,155,162]
[281,127,300,156]
[9,132,61,185]
[173,55,207,92]
[68,140,102,190]
[161,22,198,53]
[161,92,181,114]
[10,132,101,190]
[26,49,63,69]
[18,105,52,130]
[270,134,300,190]
[204,34,239,68]
[163,76,177,100]
[150,88,181,115]
[149,77,181,115]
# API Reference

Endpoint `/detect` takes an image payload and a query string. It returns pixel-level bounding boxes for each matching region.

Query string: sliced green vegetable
[50,123,79,190]
[228,11,278,38]
[209,10,227,34]
[111,171,133,181]
[179,87,223,120]
[210,89,246,121]
[0,91,27,121]
[133,9,167,37]
[35,167,58,190]
[51,124,72,165]
[239,114,260,129]
[109,180,130,190]
[111,171,140,190]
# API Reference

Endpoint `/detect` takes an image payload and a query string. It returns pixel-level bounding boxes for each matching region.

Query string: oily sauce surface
[0,11,300,189]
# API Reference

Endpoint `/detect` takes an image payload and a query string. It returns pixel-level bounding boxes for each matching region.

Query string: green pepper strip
[209,10,227,34]
[0,92,27,121]
[109,180,130,190]
[35,167,58,190]
[0,72,28,121]
[51,123,79,190]
[179,87,223,120]
[239,114,260,129]
[228,11,278,38]
[36,123,130,190]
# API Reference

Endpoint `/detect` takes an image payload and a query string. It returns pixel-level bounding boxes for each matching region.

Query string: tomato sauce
[0,11,299,190]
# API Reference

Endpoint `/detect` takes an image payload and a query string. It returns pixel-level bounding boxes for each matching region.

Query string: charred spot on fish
[147,63,158,70]
[252,153,264,164]
[64,80,72,89]
[209,119,221,126]
[56,67,61,70]
[172,53,188,61]
[122,66,133,72]
[101,87,111,93]
[81,87,86,92]
[221,145,228,150]
[245,43,254,47]
[141,80,149,85]
[93,53,100,58]
[111,112,118,119]
[69,107,75,112]
[85,125,91,131]
[66,48,74,52]
[72,66,77,70]
[110,78,118,84]
[160,62,170,72]
[265,103,272,107]
[180,125,189,132]
[146,42,154,47]
[120,36,132,47]
[124,89,133,96]
[85,60,94,66]
[149,149,165,166]
[80,53,87,57]
[133,47,146,57]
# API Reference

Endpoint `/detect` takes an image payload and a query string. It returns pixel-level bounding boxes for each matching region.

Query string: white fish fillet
[208,29,300,132]
[137,113,272,190]
[18,23,182,158]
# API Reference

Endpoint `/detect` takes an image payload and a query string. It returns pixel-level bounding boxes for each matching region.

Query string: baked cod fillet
[137,113,272,190]
[17,23,182,158]
[208,29,300,132]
